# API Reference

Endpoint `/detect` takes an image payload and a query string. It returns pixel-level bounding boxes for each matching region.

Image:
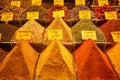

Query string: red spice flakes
[74,39,119,80]
[99,20,120,42]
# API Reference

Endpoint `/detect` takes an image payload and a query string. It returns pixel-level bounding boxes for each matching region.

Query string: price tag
[79,11,91,19]
[75,0,85,6]
[32,0,42,6]
[111,31,120,42]
[54,0,64,6]
[48,30,63,40]
[98,0,108,6]
[104,11,117,20]
[0,33,1,42]
[11,1,21,7]
[82,30,97,40]
[1,12,13,21]
[16,30,32,40]
[53,10,65,18]
[27,12,39,20]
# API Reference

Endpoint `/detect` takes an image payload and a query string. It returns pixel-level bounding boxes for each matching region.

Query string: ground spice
[105,42,120,77]
[35,40,76,80]
[99,20,120,42]
[21,5,48,20]
[74,39,119,80]
[0,48,8,62]
[0,23,18,42]
[0,5,25,20]
[0,40,38,80]
[70,5,96,20]
[71,19,105,42]
[43,17,73,45]
[13,20,45,43]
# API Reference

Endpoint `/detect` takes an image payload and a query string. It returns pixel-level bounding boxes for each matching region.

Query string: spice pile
[70,5,96,20]
[13,20,45,43]
[0,41,38,79]
[46,5,70,21]
[0,48,8,62]
[99,20,120,42]
[106,42,120,77]
[74,39,119,80]
[0,5,25,20]
[0,23,18,42]
[71,19,105,42]
[21,5,48,20]
[35,40,76,80]
[43,17,73,44]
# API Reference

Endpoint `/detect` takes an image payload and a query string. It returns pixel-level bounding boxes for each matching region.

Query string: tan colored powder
[43,17,73,45]
[0,40,38,80]
[13,20,45,43]
[74,39,119,80]
[106,42,120,77]
[35,40,76,80]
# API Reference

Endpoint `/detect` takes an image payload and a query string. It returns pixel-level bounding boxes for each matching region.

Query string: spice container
[35,40,76,80]
[74,39,119,80]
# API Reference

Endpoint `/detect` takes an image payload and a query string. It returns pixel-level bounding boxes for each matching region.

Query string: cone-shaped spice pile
[35,40,76,80]
[0,41,38,79]
[0,48,8,62]
[72,19,105,42]
[106,42,120,77]
[13,20,45,43]
[43,17,73,44]
[74,39,118,80]
[99,20,120,42]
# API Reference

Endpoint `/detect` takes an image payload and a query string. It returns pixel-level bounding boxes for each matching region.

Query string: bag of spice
[0,23,18,42]
[74,39,119,80]
[105,42,120,78]
[43,17,73,45]
[13,20,45,43]
[35,40,76,80]
[99,20,120,42]
[0,40,39,80]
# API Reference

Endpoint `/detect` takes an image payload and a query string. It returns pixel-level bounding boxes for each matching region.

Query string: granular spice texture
[0,41,38,80]
[0,23,18,42]
[71,19,105,42]
[74,39,119,80]
[0,48,8,62]
[35,40,76,80]
[106,42,120,77]
[99,20,120,42]
[13,20,45,43]
[43,17,73,44]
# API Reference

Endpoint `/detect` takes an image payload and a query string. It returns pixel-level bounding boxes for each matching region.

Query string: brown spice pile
[74,39,119,80]
[35,40,76,80]
[0,40,38,80]
[0,48,8,62]
[43,17,73,45]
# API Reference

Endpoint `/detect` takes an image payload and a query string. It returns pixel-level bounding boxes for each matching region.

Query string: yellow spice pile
[35,40,76,80]
[0,41,38,80]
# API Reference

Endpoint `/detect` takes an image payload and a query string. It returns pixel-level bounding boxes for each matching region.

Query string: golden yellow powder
[35,40,76,80]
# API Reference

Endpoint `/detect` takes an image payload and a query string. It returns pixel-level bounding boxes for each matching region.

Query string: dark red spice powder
[74,39,119,80]
[99,20,120,42]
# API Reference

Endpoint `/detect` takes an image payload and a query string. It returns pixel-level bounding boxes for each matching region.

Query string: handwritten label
[105,11,117,20]
[0,33,1,42]
[48,30,63,40]
[11,1,21,7]
[79,11,91,19]
[98,0,108,6]
[27,12,39,20]
[16,30,32,40]
[32,0,42,6]
[1,12,13,21]
[75,0,85,6]
[53,10,65,18]
[111,31,120,42]
[82,30,97,40]
[54,0,64,5]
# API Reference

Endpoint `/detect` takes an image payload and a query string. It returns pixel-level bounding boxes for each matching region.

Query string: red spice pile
[74,39,119,80]
[99,20,120,42]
